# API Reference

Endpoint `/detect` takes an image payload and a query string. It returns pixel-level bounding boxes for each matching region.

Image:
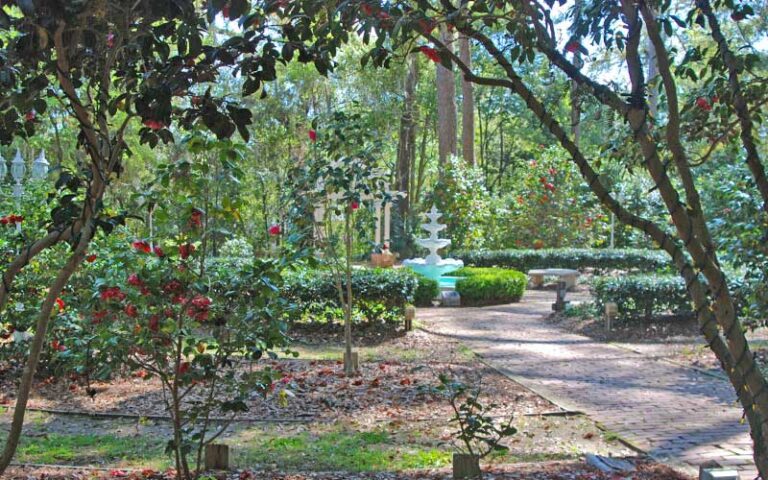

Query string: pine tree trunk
[436,26,457,167]
[397,55,419,216]
[459,35,475,166]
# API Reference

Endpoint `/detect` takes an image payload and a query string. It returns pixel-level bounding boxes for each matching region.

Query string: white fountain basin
[403,258,464,281]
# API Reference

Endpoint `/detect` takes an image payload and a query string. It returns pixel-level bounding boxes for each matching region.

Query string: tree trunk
[459,34,475,166]
[396,55,419,217]
[0,221,94,473]
[343,209,355,376]
[436,26,457,167]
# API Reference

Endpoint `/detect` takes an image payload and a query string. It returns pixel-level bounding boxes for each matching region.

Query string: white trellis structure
[312,179,401,251]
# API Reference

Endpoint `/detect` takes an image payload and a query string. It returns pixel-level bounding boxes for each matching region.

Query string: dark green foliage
[455,248,671,273]
[591,275,692,320]
[413,275,440,307]
[592,273,754,323]
[454,267,526,307]
[283,268,419,322]
[429,373,517,459]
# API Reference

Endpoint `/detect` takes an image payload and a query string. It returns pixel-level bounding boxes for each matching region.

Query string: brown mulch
[547,309,700,344]
[5,459,694,480]
[0,329,556,422]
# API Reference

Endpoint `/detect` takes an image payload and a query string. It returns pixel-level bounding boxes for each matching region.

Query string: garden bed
[4,460,694,480]
[0,329,555,423]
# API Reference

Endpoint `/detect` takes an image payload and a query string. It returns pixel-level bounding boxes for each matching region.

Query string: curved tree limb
[698,0,768,212]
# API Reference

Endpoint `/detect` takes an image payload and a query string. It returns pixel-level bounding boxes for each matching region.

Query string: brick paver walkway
[418,290,757,478]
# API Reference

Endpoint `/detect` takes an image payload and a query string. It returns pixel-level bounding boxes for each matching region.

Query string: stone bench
[528,268,580,290]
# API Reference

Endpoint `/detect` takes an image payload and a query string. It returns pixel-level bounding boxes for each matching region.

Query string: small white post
[383,202,391,244]
[374,200,382,247]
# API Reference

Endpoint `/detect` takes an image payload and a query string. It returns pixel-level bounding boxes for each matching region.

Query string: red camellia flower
[696,97,712,111]
[124,304,138,318]
[55,297,65,313]
[178,362,190,375]
[149,314,160,332]
[268,224,281,236]
[51,340,66,352]
[143,119,164,131]
[545,183,556,192]
[419,46,440,63]
[565,40,581,53]
[127,273,143,287]
[141,287,151,296]
[25,111,36,122]
[132,240,151,253]
[309,129,317,142]
[92,310,108,324]
[86,254,97,263]
[731,10,746,21]
[548,167,557,175]
[361,3,374,16]
[378,10,390,20]
[351,201,360,210]
[190,209,203,228]
[1,214,24,225]
[153,245,165,257]
[163,279,183,294]
[100,286,126,302]
[179,243,196,259]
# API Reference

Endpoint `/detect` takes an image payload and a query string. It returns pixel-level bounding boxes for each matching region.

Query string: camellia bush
[58,224,292,478]
[454,267,527,307]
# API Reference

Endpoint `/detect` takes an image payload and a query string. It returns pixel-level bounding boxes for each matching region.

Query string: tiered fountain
[403,206,463,289]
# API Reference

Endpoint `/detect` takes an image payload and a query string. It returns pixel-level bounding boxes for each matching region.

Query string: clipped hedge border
[282,267,419,322]
[413,275,440,307]
[591,274,691,320]
[454,248,671,273]
[454,267,527,307]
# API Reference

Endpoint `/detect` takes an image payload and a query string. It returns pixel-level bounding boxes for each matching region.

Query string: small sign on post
[404,306,415,331]
[605,302,618,331]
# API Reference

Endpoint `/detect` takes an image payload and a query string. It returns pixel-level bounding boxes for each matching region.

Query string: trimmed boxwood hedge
[413,275,440,307]
[592,272,753,322]
[454,267,527,306]
[454,248,670,273]
[591,275,691,320]
[282,267,419,323]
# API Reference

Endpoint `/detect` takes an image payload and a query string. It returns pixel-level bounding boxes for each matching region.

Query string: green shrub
[592,272,754,322]
[591,275,691,320]
[283,267,419,323]
[454,248,670,273]
[414,275,440,307]
[454,267,527,306]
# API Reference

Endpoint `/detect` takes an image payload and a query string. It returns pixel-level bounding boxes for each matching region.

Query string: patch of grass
[563,302,596,319]
[13,433,167,468]
[290,344,424,363]
[456,344,476,361]
[234,428,451,472]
